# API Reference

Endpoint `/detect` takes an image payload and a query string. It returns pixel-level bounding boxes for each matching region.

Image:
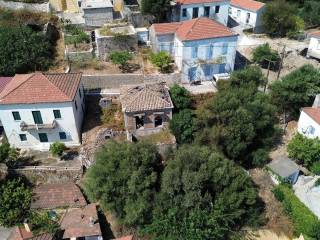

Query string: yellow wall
[50,0,80,13]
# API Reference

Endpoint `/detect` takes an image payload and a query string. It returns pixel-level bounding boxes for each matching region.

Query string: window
[222,43,228,55]
[79,88,82,98]
[192,7,198,18]
[204,65,212,76]
[182,8,187,17]
[154,115,163,127]
[59,132,67,140]
[237,9,241,17]
[192,46,198,58]
[32,111,43,124]
[19,134,27,141]
[75,101,78,111]
[246,12,250,24]
[38,133,48,143]
[207,45,213,59]
[78,0,81,7]
[53,110,61,119]
[215,5,220,13]
[135,116,144,129]
[204,6,210,17]
[12,111,21,121]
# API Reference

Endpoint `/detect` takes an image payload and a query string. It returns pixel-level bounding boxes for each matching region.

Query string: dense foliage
[252,43,280,69]
[0,143,19,167]
[28,212,60,235]
[262,0,304,37]
[270,65,320,120]
[169,84,192,111]
[0,26,53,76]
[109,51,133,72]
[169,109,195,144]
[144,145,263,240]
[83,141,161,226]
[273,184,320,238]
[0,178,32,227]
[149,51,173,73]
[300,0,320,27]
[195,66,278,167]
[141,0,170,22]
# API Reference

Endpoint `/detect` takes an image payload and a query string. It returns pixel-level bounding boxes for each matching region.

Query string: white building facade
[0,73,85,150]
[307,32,320,60]
[229,0,265,33]
[171,0,230,26]
[297,109,320,139]
[150,17,238,83]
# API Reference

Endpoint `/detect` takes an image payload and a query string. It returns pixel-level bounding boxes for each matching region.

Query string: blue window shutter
[192,47,198,58]
[222,43,228,55]
[207,45,213,59]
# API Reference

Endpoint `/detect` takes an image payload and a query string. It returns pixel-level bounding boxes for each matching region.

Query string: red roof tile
[176,0,225,5]
[231,0,265,12]
[310,31,320,39]
[0,72,82,105]
[31,182,87,209]
[152,22,182,35]
[152,17,236,41]
[302,107,320,125]
[60,204,102,239]
[0,77,12,93]
[8,227,53,240]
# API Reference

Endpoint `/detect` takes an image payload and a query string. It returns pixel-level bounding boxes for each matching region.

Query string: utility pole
[277,45,286,80]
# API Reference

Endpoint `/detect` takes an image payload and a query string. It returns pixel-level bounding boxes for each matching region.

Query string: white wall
[0,86,85,150]
[229,5,265,30]
[178,1,229,25]
[307,37,320,60]
[298,110,320,139]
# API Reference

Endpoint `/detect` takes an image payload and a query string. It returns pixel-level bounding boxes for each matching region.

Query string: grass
[101,103,125,131]
[71,59,104,70]
[139,129,175,145]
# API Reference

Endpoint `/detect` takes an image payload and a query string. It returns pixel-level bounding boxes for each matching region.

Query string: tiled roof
[310,31,320,39]
[231,0,265,12]
[8,227,54,240]
[120,83,173,113]
[152,17,236,41]
[152,22,182,35]
[60,203,102,239]
[0,77,12,93]
[31,182,87,209]
[0,72,82,105]
[302,107,320,125]
[176,0,225,5]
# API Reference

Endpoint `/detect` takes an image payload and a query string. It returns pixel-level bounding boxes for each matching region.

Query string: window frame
[207,45,213,59]
[192,7,199,18]
[192,46,198,58]
[215,5,220,13]
[19,134,27,141]
[32,111,43,124]
[221,43,228,55]
[182,8,187,17]
[38,133,48,143]
[12,111,21,121]
[204,6,210,17]
[59,132,67,140]
[53,110,62,119]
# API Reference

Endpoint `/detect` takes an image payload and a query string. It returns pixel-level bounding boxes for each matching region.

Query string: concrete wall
[83,7,113,27]
[307,37,320,60]
[298,110,320,139]
[0,0,50,12]
[65,47,94,61]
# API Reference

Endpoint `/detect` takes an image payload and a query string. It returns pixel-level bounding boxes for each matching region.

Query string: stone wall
[82,73,181,90]
[0,0,50,12]
[66,47,94,61]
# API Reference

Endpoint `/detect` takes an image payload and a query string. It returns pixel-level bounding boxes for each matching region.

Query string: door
[32,111,43,124]
[188,67,197,81]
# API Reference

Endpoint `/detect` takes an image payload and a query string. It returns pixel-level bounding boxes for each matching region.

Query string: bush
[109,51,133,72]
[273,184,320,238]
[169,109,195,144]
[252,43,280,69]
[149,51,173,73]
[0,143,19,167]
[169,84,192,111]
[311,161,320,175]
[0,143,10,163]
[50,142,66,157]
[28,212,60,235]
[64,31,90,47]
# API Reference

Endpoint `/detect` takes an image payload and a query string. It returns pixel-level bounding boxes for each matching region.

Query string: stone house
[82,0,114,27]
[0,72,85,151]
[120,83,174,136]
[150,17,238,83]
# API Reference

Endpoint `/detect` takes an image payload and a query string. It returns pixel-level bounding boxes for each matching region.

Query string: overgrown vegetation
[109,51,135,73]
[252,43,280,69]
[169,84,192,111]
[50,142,66,157]
[0,143,19,168]
[141,0,170,22]
[149,51,173,73]
[28,211,60,235]
[64,24,90,48]
[100,103,125,130]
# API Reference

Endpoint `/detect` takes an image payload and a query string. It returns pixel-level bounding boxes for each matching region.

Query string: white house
[150,17,238,83]
[82,0,114,27]
[171,0,230,26]
[298,95,320,139]
[307,31,320,60]
[0,72,85,150]
[229,0,265,33]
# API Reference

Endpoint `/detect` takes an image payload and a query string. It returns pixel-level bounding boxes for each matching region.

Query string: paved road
[0,226,13,240]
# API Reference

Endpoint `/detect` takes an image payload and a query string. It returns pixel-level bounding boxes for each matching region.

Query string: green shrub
[169,109,195,144]
[169,84,192,111]
[109,51,132,67]
[252,43,280,69]
[50,142,66,157]
[273,184,320,238]
[28,212,60,235]
[64,31,90,47]
[311,161,320,175]
[0,143,10,163]
[0,143,19,167]
[314,178,320,187]
[149,51,173,73]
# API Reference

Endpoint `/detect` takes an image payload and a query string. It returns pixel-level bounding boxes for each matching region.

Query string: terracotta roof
[176,0,226,5]
[152,17,236,41]
[231,0,265,12]
[0,72,82,105]
[0,77,12,93]
[120,83,173,113]
[8,227,53,240]
[60,203,102,239]
[302,107,320,125]
[31,182,87,209]
[310,31,320,39]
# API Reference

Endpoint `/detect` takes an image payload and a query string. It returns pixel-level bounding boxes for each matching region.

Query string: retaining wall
[0,0,50,12]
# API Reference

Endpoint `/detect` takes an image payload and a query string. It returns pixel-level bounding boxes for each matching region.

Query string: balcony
[20,120,57,131]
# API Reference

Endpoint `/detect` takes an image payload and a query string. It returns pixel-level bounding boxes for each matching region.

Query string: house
[267,156,300,184]
[170,0,230,26]
[150,17,238,82]
[120,83,174,136]
[82,0,114,27]
[229,0,265,33]
[31,182,87,210]
[0,72,85,151]
[0,77,12,128]
[60,203,103,240]
[307,31,320,60]
[298,95,320,139]
[8,224,54,240]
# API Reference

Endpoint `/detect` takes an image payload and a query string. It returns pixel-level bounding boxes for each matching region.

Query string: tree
[300,1,320,28]
[195,66,278,167]
[0,178,32,227]
[0,143,19,167]
[141,0,170,22]
[109,51,133,73]
[144,145,262,240]
[269,64,320,120]
[149,51,173,73]
[252,43,280,69]
[169,84,192,111]
[262,0,304,37]
[0,25,53,76]
[169,109,195,144]
[83,141,161,226]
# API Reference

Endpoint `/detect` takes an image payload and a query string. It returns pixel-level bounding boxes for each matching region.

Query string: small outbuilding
[82,0,114,27]
[267,156,300,184]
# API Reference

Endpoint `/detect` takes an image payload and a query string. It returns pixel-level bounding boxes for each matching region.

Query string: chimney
[312,94,320,108]
[24,222,32,232]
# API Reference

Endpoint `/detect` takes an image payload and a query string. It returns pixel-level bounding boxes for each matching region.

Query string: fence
[82,73,181,90]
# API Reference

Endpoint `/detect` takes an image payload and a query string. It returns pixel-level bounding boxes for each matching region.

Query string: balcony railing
[20,120,57,131]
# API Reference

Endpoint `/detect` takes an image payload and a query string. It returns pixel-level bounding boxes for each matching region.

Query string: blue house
[150,17,238,83]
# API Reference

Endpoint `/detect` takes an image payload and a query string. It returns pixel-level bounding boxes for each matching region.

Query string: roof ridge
[184,18,199,38]
[0,74,34,100]
[45,74,73,100]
